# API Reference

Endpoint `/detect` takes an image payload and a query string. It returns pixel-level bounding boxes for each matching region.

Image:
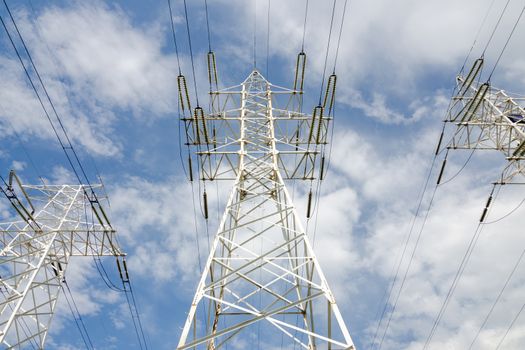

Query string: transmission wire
[468,242,525,349]
[377,171,440,350]
[495,301,525,349]
[483,196,525,224]
[373,11,495,340]
[307,0,338,233]
[311,0,349,246]
[422,184,502,349]
[63,280,95,350]
[204,0,212,52]
[460,0,497,73]
[318,0,337,105]
[3,1,93,189]
[182,0,200,107]
[422,6,525,341]
[301,0,309,52]
[482,0,512,56]
[3,118,46,186]
[332,0,349,73]
[487,2,525,80]
[168,0,182,74]
[371,153,438,349]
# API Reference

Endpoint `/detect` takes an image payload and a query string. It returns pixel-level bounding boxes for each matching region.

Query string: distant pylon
[441,58,525,183]
[177,70,355,349]
[0,176,124,349]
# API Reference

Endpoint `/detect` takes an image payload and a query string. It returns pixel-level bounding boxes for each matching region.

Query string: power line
[468,242,525,349]
[332,0,349,73]
[318,0,337,105]
[301,0,309,52]
[482,0,512,56]
[63,279,95,350]
[487,2,525,80]
[377,182,440,350]
[2,0,93,190]
[495,300,525,349]
[182,0,200,107]
[203,0,212,52]
[422,185,502,349]
[459,0,496,73]
[168,0,182,74]
[371,153,439,349]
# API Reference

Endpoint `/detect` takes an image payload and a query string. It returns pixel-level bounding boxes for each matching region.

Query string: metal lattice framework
[0,183,123,349]
[446,58,525,183]
[177,70,355,349]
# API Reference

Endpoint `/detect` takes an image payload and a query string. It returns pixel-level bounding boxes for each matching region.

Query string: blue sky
[1,0,525,349]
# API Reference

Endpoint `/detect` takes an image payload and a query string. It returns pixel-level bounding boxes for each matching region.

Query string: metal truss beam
[0,183,123,349]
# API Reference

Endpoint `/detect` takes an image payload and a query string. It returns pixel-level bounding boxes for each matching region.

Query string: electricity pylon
[441,58,525,183]
[0,173,124,349]
[177,68,355,349]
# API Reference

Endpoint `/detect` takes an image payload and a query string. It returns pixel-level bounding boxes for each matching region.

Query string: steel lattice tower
[0,178,124,349]
[442,58,525,182]
[177,70,355,349]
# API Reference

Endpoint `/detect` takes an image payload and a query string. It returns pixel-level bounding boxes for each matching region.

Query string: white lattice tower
[445,58,525,183]
[0,182,123,349]
[177,70,355,349]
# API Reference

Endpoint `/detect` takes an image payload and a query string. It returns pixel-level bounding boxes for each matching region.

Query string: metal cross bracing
[177,70,355,349]
[181,65,333,182]
[444,58,525,183]
[0,177,123,349]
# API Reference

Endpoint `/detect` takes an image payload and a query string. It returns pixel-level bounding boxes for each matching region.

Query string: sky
[0,0,525,349]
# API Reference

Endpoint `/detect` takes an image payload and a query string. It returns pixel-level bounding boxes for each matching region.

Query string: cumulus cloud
[0,1,185,157]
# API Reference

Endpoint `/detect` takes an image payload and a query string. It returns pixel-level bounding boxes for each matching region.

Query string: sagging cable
[293,51,306,92]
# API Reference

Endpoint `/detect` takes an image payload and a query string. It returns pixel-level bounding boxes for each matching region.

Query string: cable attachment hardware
[458,58,484,98]
[177,74,192,113]
[320,155,326,180]
[306,190,313,218]
[207,51,219,91]
[480,185,496,223]
[203,190,209,219]
[293,51,307,93]
[195,106,209,145]
[436,152,448,185]
[453,82,490,122]
[308,105,324,145]
[322,73,337,114]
